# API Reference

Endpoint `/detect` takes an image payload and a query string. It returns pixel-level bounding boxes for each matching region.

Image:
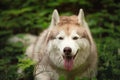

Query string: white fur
[47,30,90,70]
[25,9,97,80]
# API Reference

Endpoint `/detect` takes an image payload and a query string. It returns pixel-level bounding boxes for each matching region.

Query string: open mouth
[63,50,78,71]
[63,49,78,60]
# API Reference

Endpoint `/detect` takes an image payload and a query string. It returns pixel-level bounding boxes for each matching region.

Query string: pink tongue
[64,58,73,71]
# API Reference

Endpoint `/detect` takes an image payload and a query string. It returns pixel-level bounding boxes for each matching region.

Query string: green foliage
[0,0,120,80]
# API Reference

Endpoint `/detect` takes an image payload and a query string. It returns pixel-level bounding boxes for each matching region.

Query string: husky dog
[25,9,97,80]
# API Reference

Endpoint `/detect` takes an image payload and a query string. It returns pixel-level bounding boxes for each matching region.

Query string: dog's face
[47,24,91,71]
[46,10,91,71]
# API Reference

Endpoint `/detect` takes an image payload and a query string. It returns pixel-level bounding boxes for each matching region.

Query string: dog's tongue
[64,57,73,71]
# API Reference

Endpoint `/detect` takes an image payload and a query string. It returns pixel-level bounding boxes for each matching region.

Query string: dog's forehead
[56,27,85,38]
[51,16,87,37]
[56,24,86,36]
[56,24,78,35]
[58,16,79,25]
[56,16,85,35]
[57,30,77,36]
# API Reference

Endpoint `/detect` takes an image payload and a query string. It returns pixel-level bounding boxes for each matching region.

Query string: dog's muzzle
[63,47,78,60]
[63,47,78,71]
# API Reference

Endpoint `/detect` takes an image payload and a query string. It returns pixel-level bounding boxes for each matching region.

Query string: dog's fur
[25,9,97,80]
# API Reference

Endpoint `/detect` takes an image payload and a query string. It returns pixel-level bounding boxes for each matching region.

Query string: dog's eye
[72,36,79,40]
[58,37,64,40]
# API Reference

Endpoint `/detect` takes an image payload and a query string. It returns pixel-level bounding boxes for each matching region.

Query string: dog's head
[46,9,93,71]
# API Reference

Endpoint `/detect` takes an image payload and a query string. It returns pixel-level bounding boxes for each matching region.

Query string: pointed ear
[50,9,60,28]
[78,9,86,25]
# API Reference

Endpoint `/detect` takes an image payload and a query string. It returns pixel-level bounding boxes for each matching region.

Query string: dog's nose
[63,47,72,55]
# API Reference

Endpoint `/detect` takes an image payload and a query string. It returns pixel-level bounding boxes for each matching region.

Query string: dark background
[0,0,120,80]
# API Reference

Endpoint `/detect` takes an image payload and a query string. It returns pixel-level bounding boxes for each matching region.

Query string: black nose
[63,47,72,55]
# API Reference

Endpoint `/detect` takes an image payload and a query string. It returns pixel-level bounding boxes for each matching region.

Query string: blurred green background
[0,0,120,80]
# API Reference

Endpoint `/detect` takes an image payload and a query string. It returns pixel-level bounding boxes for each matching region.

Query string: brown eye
[58,37,64,40]
[72,36,79,40]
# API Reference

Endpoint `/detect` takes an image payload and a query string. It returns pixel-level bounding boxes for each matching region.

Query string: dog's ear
[78,9,95,45]
[78,9,86,26]
[50,9,60,28]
